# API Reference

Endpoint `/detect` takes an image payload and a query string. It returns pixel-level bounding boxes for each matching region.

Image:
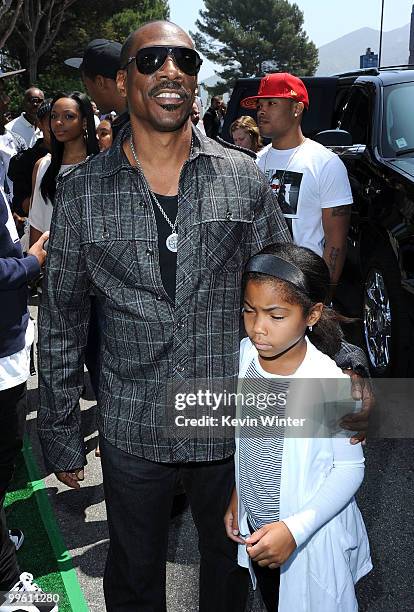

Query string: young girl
[224,242,372,612]
[29,91,99,245]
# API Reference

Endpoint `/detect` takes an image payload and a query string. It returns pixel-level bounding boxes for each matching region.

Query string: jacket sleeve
[37,177,91,473]
[333,340,370,377]
[247,169,292,258]
[0,254,40,290]
[282,437,365,547]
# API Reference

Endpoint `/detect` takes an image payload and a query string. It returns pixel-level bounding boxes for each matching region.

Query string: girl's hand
[245,521,297,568]
[224,487,245,544]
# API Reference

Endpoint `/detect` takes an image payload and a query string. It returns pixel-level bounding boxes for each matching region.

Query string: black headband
[245,254,309,295]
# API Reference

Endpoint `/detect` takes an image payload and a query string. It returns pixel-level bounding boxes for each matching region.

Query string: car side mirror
[314,129,353,146]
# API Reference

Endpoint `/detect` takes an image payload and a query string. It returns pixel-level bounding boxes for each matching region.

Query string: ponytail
[306,307,354,358]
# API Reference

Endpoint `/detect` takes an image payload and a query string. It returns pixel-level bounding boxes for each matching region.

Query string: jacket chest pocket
[199,217,252,273]
[84,238,155,292]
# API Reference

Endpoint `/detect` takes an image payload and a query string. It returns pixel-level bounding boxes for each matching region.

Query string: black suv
[222,68,414,377]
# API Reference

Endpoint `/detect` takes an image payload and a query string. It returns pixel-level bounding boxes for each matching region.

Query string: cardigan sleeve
[282,437,365,548]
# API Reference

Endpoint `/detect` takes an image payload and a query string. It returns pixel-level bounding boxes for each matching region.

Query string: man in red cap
[241,72,352,295]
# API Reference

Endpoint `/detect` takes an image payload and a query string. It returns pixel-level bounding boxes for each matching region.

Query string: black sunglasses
[123,46,203,76]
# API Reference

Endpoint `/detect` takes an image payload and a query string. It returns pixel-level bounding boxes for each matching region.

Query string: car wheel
[362,252,410,376]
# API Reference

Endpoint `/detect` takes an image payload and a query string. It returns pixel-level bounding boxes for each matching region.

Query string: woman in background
[230,115,263,153]
[29,91,98,245]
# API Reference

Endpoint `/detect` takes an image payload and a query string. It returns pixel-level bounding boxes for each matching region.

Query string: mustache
[149,81,190,100]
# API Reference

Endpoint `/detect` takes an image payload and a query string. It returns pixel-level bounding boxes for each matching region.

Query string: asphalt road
[25,302,414,611]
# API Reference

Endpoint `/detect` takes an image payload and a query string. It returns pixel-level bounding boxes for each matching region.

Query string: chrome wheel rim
[363,268,392,373]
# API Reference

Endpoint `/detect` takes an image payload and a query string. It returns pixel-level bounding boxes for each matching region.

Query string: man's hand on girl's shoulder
[341,370,375,444]
[245,521,297,568]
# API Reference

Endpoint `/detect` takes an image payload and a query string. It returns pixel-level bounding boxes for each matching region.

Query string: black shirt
[152,193,178,302]
[8,139,49,215]
[203,107,221,140]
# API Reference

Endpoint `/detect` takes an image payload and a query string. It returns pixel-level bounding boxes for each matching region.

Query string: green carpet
[4,441,88,611]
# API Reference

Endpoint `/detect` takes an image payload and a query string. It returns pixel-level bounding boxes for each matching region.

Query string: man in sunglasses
[37,20,370,612]
[5,87,44,147]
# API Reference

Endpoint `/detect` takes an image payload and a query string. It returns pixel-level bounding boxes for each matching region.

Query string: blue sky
[169,0,414,80]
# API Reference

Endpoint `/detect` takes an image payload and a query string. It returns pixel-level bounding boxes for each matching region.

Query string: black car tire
[361,249,411,377]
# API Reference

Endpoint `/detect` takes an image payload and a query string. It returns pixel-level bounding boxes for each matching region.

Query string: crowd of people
[0,19,376,612]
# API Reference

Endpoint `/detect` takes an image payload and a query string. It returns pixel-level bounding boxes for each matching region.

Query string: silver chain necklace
[129,136,178,253]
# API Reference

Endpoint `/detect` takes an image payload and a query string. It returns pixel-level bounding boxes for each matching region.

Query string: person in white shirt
[5,87,44,148]
[224,242,372,612]
[0,74,26,199]
[241,73,352,296]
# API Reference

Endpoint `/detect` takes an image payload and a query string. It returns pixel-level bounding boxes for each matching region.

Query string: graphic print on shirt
[262,168,303,218]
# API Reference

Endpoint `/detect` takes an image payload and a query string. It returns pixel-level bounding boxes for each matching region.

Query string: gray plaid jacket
[37,124,367,472]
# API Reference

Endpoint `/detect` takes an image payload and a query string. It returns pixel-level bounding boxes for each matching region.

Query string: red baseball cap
[241,72,309,110]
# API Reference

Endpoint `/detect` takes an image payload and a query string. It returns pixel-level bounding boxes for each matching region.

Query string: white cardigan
[236,337,372,612]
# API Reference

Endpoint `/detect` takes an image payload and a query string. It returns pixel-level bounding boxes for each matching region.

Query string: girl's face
[243,279,322,364]
[97,120,113,151]
[232,127,253,150]
[50,98,85,143]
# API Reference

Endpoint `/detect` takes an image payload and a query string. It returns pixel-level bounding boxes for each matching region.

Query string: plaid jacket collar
[102,122,225,178]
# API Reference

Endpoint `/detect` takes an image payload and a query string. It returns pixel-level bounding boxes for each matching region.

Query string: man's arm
[37,177,91,474]
[322,204,351,291]
[0,253,39,289]
[247,169,292,257]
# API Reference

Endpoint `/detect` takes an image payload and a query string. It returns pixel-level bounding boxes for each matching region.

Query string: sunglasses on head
[123,46,203,76]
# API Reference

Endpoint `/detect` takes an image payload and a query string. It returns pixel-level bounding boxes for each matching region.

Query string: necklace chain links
[129,135,178,233]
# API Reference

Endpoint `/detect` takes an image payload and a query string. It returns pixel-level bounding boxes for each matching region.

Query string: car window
[382,82,414,157]
[339,87,370,144]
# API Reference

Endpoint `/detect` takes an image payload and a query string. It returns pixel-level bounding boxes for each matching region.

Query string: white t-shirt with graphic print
[256,138,353,256]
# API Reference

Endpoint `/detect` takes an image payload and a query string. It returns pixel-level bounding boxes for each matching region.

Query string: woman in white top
[224,243,372,611]
[29,91,99,245]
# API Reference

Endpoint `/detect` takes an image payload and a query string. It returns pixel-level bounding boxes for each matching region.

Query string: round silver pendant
[166,232,178,252]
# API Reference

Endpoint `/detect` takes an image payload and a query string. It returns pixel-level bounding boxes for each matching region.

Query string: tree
[101,1,170,41]
[0,0,23,48]
[191,0,318,93]
[13,0,80,83]
[1,0,170,111]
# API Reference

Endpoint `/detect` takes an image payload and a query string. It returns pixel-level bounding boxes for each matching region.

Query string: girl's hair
[243,243,353,358]
[41,91,99,202]
[36,98,52,121]
[230,115,263,152]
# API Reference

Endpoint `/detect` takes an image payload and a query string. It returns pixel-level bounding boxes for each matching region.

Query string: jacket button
[226,211,232,220]
[176,365,185,373]
[146,247,154,256]
[156,294,163,301]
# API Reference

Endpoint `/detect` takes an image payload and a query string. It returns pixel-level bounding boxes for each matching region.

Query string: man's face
[24,88,45,120]
[212,97,221,111]
[82,73,113,115]
[257,98,297,140]
[190,102,200,125]
[119,24,196,133]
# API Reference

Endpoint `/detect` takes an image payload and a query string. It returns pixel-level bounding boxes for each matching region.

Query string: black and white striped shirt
[239,356,289,531]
